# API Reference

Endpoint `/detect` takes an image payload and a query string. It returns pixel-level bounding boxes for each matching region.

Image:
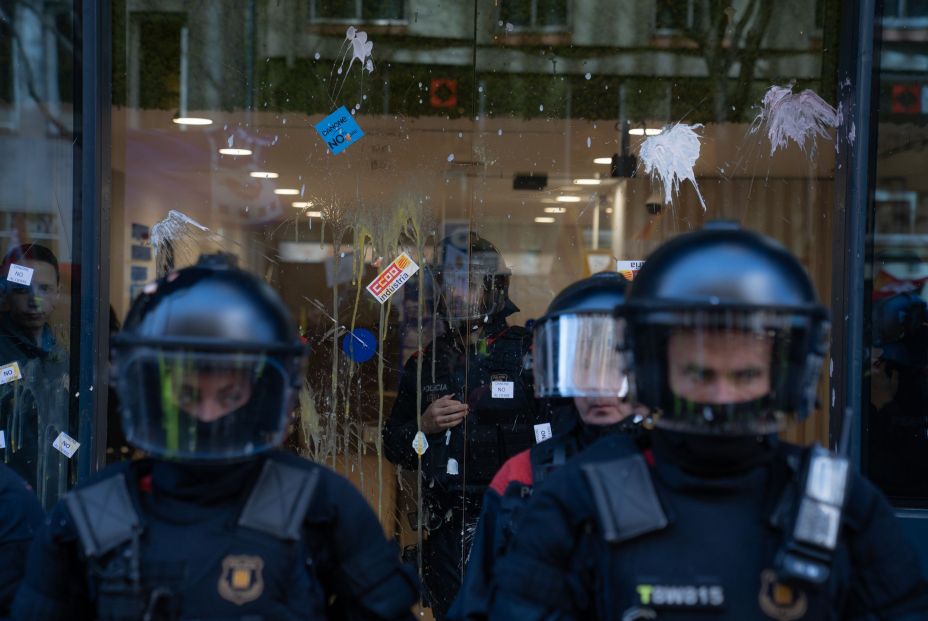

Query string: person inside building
[382,231,546,620]
[0,243,70,508]
[12,253,418,621]
[489,223,928,620]
[448,271,647,621]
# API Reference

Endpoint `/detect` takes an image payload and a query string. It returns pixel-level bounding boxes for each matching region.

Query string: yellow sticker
[412,431,429,456]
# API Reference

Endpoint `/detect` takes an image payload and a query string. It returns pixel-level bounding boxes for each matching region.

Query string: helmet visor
[533,313,629,398]
[623,307,827,435]
[437,270,505,321]
[115,349,293,461]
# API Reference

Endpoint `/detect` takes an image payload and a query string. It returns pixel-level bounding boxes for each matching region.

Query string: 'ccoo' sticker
[367,253,419,304]
[315,106,365,155]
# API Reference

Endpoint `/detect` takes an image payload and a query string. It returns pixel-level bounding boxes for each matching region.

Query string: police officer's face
[667,330,772,404]
[177,370,253,422]
[574,396,643,426]
[6,260,59,331]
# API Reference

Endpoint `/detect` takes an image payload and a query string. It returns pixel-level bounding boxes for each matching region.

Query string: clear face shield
[437,269,506,322]
[532,313,629,398]
[624,308,828,435]
[115,349,294,461]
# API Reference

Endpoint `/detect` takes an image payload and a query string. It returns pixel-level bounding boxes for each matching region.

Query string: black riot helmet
[432,232,512,322]
[617,222,830,435]
[872,292,928,369]
[111,253,307,461]
[533,271,629,398]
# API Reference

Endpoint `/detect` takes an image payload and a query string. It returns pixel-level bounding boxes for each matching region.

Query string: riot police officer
[12,254,418,621]
[490,223,928,619]
[448,271,647,621]
[382,232,543,620]
[0,463,42,617]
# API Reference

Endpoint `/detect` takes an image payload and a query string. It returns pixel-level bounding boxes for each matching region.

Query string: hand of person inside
[420,394,468,434]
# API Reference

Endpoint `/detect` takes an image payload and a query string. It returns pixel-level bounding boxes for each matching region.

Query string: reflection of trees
[675,0,775,122]
[0,0,75,134]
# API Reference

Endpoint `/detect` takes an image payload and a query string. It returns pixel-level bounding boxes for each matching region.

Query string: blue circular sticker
[342,328,377,363]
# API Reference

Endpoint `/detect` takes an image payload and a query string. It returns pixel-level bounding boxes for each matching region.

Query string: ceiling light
[535,217,556,223]
[306,211,322,218]
[629,128,663,136]
[574,178,601,185]
[292,201,314,208]
[544,207,567,213]
[250,171,279,179]
[593,157,612,165]
[218,148,252,156]
[556,196,582,203]
[173,117,213,126]
[274,188,300,195]
[605,207,614,214]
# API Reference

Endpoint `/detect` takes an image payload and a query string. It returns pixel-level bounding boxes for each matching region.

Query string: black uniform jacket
[489,432,928,620]
[12,450,417,621]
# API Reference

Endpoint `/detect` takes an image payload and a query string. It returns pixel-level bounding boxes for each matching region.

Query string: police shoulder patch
[218,554,265,606]
[758,569,808,620]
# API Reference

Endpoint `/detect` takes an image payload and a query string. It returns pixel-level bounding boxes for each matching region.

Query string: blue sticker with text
[315,106,364,155]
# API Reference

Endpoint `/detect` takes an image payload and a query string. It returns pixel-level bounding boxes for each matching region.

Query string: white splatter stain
[539,104,544,112]
[586,137,591,148]
[639,123,707,211]
[497,129,503,136]
[447,154,455,162]
[584,72,592,80]
[505,22,514,32]
[314,52,320,60]
[751,84,838,157]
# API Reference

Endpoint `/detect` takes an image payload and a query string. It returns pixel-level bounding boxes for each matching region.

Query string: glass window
[311,0,405,23]
[500,0,568,30]
[111,0,841,614]
[0,0,79,509]
[864,1,928,508]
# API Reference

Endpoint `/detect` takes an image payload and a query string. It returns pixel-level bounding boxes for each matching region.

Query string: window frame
[308,0,408,26]
[497,0,571,34]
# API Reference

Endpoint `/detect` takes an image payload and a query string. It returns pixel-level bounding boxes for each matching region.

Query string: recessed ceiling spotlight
[250,171,279,179]
[173,117,213,126]
[534,217,556,223]
[274,188,300,195]
[218,148,252,156]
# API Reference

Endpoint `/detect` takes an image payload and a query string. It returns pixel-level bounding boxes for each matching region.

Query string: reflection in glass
[111,0,842,614]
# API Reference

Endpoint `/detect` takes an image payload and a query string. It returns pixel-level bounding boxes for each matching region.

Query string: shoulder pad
[238,458,321,541]
[581,454,668,544]
[490,450,533,495]
[63,472,139,557]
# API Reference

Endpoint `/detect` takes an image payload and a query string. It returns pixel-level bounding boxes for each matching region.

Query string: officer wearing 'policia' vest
[12,254,418,621]
[489,223,928,620]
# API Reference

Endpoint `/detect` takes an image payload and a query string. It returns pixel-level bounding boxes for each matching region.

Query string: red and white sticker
[617,260,645,280]
[366,252,419,304]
